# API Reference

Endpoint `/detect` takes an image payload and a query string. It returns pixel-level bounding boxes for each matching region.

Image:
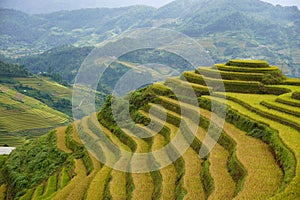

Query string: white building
[0,147,16,155]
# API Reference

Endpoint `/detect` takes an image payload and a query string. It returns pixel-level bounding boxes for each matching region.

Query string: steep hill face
[1,60,299,199]
[0,61,74,146]
[0,83,70,146]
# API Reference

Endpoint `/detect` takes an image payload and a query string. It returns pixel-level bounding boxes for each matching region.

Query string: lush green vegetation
[59,168,70,189]
[0,61,30,77]
[0,59,299,199]
[0,84,69,145]
[3,131,69,199]
[292,91,300,100]
[64,126,94,175]
[40,174,58,199]
[15,46,93,83]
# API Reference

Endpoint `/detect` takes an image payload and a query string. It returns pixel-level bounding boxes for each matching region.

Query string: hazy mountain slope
[0,0,299,77]
[1,0,299,56]
[0,0,163,14]
[154,0,300,24]
[0,6,155,57]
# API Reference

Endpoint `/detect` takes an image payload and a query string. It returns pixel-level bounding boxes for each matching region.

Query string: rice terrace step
[2,59,300,200]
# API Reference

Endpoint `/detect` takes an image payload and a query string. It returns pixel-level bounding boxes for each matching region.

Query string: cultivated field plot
[14,77,72,100]
[6,60,300,200]
[0,85,69,134]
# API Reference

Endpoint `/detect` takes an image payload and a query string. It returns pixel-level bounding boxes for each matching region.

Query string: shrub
[103,175,112,200]
[126,171,134,200]
[173,157,186,200]
[261,71,286,85]
[292,92,300,100]
[150,170,162,200]
[3,131,69,199]
[201,159,214,198]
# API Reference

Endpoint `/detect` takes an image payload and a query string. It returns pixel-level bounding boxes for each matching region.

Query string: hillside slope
[1,60,299,199]
[0,60,73,146]
[0,84,70,146]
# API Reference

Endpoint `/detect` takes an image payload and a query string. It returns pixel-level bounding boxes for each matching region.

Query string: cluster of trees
[2,132,70,199]
[14,84,72,116]
[0,60,30,77]
[16,45,93,83]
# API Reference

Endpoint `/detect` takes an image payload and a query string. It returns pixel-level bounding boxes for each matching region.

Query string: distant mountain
[1,0,299,14]
[0,0,166,14]
[0,0,300,77]
[0,5,155,57]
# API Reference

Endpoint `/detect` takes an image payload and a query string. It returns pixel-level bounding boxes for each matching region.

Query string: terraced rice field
[15,60,300,199]
[0,185,6,200]
[14,77,72,100]
[129,137,154,200]
[0,132,25,146]
[55,126,72,153]
[276,92,300,107]
[151,134,177,200]
[206,96,300,199]
[225,93,299,122]
[0,84,69,138]
[138,111,178,200]
[158,96,282,198]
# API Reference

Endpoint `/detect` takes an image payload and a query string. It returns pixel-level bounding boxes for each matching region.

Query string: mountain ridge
[0,0,299,77]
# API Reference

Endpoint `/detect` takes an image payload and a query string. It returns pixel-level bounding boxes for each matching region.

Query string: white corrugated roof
[0,147,16,155]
